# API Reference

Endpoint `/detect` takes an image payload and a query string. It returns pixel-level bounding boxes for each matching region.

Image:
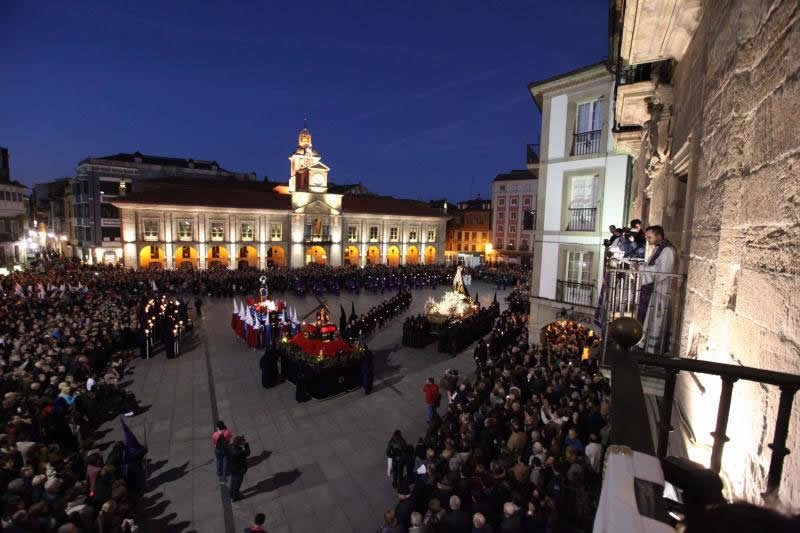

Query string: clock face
[311,173,324,185]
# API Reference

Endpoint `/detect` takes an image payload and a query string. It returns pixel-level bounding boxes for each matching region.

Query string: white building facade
[527,63,632,334]
[113,129,448,270]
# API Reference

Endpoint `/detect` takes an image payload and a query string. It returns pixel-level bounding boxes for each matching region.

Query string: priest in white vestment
[636,226,675,353]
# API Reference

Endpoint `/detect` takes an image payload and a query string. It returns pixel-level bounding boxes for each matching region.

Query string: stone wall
[630,0,800,505]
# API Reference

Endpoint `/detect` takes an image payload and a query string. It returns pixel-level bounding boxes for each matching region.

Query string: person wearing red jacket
[423,377,440,421]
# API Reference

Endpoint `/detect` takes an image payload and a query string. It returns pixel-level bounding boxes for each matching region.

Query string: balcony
[526,143,540,164]
[304,232,331,244]
[571,130,602,156]
[556,280,595,307]
[566,207,597,231]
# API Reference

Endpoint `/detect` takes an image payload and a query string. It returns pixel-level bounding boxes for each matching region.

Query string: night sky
[2,1,608,201]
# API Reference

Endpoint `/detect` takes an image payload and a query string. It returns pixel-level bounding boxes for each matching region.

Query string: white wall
[548,95,568,160]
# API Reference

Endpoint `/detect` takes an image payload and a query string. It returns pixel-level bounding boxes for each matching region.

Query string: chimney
[0,147,9,183]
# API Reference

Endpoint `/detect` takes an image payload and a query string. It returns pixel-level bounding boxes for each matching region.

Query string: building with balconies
[490,170,537,266]
[526,63,632,333]
[443,198,492,267]
[0,148,29,269]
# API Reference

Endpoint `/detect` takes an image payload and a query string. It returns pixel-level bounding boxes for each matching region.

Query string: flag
[120,417,144,451]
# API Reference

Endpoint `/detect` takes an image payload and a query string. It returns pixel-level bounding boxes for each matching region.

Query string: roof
[527,61,611,111]
[112,179,291,210]
[343,194,449,218]
[80,152,240,174]
[494,169,538,182]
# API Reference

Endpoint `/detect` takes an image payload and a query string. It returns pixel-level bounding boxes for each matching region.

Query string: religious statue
[313,217,322,237]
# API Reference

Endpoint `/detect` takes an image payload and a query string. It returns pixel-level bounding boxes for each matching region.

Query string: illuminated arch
[207,245,229,269]
[387,246,400,267]
[139,245,165,270]
[424,245,437,265]
[174,245,198,270]
[344,245,360,266]
[267,245,286,267]
[237,245,259,269]
[306,245,327,265]
[406,245,419,265]
[366,246,381,265]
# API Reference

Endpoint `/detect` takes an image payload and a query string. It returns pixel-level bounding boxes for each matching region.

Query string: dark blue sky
[1,1,608,201]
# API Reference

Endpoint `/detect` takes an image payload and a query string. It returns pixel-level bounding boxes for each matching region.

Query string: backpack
[215,431,229,453]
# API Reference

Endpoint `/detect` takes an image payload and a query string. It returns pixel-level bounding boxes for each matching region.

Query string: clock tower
[288,125,330,193]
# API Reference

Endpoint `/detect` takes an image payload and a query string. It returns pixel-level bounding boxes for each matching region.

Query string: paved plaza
[100,281,510,533]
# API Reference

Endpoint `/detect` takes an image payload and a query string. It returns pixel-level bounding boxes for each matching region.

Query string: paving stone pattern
[99,282,509,533]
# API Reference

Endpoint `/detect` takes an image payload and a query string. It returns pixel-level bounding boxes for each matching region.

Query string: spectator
[244,512,267,532]
[378,509,406,533]
[228,435,251,501]
[213,421,233,480]
[423,378,440,421]
[585,433,603,475]
[472,512,493,533]
[441,495,472,533]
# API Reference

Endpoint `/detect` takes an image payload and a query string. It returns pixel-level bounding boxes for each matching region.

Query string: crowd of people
[343,290,413,343]
[380,308,609,533]
[0,260,149,532]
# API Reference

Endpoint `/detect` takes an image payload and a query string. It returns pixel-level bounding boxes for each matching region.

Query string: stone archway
[387,246,400,267]
[267,245,286,267]
[344,245,360,266]
[306,245,327,265]
[207,245,229,269]
[237,245,259,270]
[366,245,381,265]
[406,245,419,265]
[139,245,165,270]
[424,245,437,265]
[174,245,198,270]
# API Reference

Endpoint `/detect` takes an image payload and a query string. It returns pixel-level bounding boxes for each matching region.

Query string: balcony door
[573,98,604,155]
[567,175,599,231]
[563,250,594,305]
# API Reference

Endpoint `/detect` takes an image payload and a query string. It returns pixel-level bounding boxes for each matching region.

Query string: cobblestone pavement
[100,281,509,533]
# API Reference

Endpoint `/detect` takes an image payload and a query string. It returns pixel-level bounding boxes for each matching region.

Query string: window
[511,197,518,206]
[498,211,504,220]
[178,220,192,240]
[100,204,119,218]
[457,231,462,241]
[99,181,120,195]
[347,225,358,242]
[481,232,487,241]
[498,198,505,206]
[471,244,476,252]
[182,246,191,259]
[102,227,120,241]
[240,222,254,241]
[270,223,282,241]
[565,251,594,283]
[409,227,418,242]
[510,212,517,220]
[510,225,516,233]
[496,239,503,249]
[211,245,222,259]
[369,226,379,241]
[521,239,528,250]
[507,240,515,250]
[523,197,531,206]
[150,246,160,259]
[499,185,506,192]
[569,175,599,208]
[575,98,604,134]
[427,229,435,242]
[143,219,159,240]
[210,222,224,241]
[523,210,535,231]
[497,225,504,233]
[389,227,398,241]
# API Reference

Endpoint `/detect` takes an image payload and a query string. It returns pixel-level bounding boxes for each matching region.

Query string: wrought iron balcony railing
[567,207,597,231]
[572,129,602,156]
[555,279,595,307]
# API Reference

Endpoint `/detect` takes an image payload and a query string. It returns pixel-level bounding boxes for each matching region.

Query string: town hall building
[113,128,448,269]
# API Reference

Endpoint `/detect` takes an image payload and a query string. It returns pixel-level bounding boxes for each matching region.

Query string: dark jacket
[229,442,251,475]
[441,509,472,533]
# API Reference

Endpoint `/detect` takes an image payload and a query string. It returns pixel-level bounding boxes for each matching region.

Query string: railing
[567,207,596,231]
[303,232,331,244]
[522,210,536,231]
[556,279,595,307]
[598,265,684,359]
[618,63,653,85]
[526,143,540,164]
[506,243,515,251]
[572,129,602,155]
[606,330,800,504]
[518,244,529,252]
